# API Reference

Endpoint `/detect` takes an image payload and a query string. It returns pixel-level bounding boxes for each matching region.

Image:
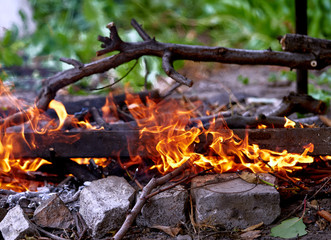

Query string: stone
[33,194,74,229]
[0,205,36,240]
[79,176,136,238]
[136,184,188,227]
[191,173,280,229]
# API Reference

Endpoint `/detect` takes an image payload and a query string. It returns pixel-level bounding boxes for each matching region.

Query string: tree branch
[1,20,330,129]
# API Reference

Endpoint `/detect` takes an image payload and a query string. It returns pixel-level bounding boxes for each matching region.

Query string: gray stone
[79,176,136,238]
[136,184,188,227]
[191,174,280,229]
[0,205,36,240]
[33,194,74,229]
[176,234,192,240]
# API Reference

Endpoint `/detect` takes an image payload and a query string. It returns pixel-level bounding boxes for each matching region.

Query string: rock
[79,176,136,238]
[0,205,36,240]
[136,184,188,227]
[176,234,192,240]
[33,194,74,229]
[191,174,280,229]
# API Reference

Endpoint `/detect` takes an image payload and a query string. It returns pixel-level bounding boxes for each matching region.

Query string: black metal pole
[295,0,308,94]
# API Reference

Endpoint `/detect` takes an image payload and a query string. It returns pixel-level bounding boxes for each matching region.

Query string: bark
[281,33,331,54]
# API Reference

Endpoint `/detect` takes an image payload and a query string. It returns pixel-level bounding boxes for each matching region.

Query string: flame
[258,124,267,129]
[71,158,110,167]
[284,117,296,128]
[0,81,102,191]
[124,92,316,176]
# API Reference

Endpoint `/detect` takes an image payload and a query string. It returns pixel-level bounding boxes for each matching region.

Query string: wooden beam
[7,127,331,159]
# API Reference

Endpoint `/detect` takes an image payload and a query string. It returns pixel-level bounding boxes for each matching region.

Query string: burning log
[6,127,331,159]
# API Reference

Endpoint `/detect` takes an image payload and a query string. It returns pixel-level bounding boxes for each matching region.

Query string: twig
[131,19,152,41]
[91,60,138,90]
[146,167,213,199]
[162,50,193,87]
[308,176,331,200]
[35,224,69,240]
[90,107,111,130]
[143,58,150,90]
[161,82,182,99]
[60,57,84,69]
[112,156,196,240]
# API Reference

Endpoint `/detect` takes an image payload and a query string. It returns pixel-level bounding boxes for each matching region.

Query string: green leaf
[270,217,307,239]
[2,31,13,47]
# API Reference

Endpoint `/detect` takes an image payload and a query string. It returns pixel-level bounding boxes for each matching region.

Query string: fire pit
[0,19,330,240]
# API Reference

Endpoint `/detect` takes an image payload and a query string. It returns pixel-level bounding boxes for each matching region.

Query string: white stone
[79,176,135,238]
[0,205,36,240]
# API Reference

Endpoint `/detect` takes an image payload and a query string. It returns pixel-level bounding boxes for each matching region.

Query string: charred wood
[265,92,327,117]
[7,127,331,159]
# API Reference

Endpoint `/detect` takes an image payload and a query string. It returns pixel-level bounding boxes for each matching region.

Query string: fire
[0,81,100,191]
[0,78,324,192]
[124,92,315,176]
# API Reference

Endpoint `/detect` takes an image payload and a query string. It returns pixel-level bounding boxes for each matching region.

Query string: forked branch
[1,19,330,128]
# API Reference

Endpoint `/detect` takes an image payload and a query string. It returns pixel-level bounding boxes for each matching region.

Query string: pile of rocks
[0,174,280,239]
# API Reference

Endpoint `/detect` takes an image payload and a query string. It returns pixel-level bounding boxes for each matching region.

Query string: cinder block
[136,184,188,227]
[191,173,280,229]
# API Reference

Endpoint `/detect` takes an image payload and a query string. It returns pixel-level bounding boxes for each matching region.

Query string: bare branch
[60,57,84,69]
[1,20,330,129]
[131,18,152,41]
[162,50,193,86]
[96,22,124,56]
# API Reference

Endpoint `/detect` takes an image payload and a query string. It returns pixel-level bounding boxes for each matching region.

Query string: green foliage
[270,217,307,238]
[268,70,297,83]
[237,75,249,85]
[0,27,24,67]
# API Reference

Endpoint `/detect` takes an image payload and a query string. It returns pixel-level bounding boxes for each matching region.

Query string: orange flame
[124,92,315,176]
[0,81,102,191]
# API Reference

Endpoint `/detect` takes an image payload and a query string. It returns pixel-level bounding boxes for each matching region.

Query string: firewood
[266,92,327,117]
[280,34,331,55]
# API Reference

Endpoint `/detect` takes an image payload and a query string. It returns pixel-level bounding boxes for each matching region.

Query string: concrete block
[137,184,188,227]
[0,205,36,240]
[79,176,136,238]
[33,194,74,229]
[191,174,280,229]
